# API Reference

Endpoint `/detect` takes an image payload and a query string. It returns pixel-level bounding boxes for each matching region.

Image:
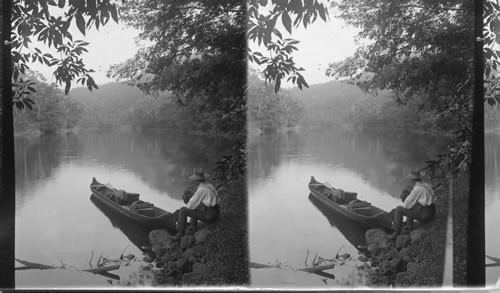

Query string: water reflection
[15,131,234,287]
[249,129,449,198]
[15,131,235,204]
[308,194,367,250]
[249,129,448,286]
[90,195,151,251]
[485,132,500,285]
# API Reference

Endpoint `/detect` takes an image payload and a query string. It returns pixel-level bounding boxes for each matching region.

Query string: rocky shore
[147,225,215,285]
[359,180,449,288]
[361,226,435,287]
[139,177,248,286]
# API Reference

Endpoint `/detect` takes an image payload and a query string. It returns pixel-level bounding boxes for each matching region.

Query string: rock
[143,255,154,263]
[395,235,410,249]
[358,255,369,262]
[409,228,425,243]
[385,248,399,260]
[398,247,413,263]
[406,261,422,273]
[176,257,193,273]
[156,247,167,258]
[182,272,196,284]
[180,235,195,250]
[194,229,211,244]
[338,253,351,260]
[365,228,392,250]
[192,262,208,274]
[390,256,406,272]
[395,271,412,287]
[366,273,390,286]
[150,229,177,253]
[123,254,135,261]
[367,244,382,257]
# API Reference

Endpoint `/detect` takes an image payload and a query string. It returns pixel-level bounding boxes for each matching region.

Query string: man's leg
[388,205,420,239]
[174,206,206,239]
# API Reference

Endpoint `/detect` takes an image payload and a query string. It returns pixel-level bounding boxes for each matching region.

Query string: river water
[248,128,450,288]
[486,132,500,286]
[14,131,234,288]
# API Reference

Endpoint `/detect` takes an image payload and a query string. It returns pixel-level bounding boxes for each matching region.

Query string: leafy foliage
[108,0,246,138]
[11,0,120,106]
[328,0,474,177]
[247,0,328,92]
[248,72,303,133]
[14,74,83,135]
[484,0,500,106]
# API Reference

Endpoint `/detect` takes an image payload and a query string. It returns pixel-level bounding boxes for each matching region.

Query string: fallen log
[297,263,336,273]
[249,261,335,273]
[249,262,277,269]
[15,258,56,270]
[82,265,120,274]
[15,257,120,278]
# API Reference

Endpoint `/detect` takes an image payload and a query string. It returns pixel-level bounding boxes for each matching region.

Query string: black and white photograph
[2,0,248,288]
[0,0,494,290]
[247,0,474,288]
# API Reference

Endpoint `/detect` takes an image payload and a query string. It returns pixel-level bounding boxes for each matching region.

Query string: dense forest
[14,80,243,137]
[249,77,467,136]
[289,81,464,136]
[13,76,83,136]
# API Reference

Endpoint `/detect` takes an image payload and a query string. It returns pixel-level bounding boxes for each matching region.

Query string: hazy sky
[29,5,358,89]
[249,11,359,87]
[29,20,140,87]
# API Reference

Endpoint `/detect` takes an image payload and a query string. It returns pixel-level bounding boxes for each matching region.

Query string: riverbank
[362,174,465,287]
[147,177,248,287]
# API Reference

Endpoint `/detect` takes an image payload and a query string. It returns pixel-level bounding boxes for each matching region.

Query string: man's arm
[402,188,420,209]
[186,189,203,209]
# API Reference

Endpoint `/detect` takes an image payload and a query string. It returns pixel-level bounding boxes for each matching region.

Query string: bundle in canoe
[308,176,392,229]
[90,177,177,230]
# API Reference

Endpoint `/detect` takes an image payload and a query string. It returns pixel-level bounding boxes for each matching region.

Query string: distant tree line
[288,81,465,136]
[14,74,83,136]
[248,73,303,134]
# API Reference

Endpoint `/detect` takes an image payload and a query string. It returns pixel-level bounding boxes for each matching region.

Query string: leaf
[282,12,292,34]
[76,13,86,36]
[274,77,281,93]
[65,80,71,95]
[318,5,327,21]
[110,5,119,23]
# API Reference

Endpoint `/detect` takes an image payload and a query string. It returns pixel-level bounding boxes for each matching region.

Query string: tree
[248,72,303,133]
[11,0,122,107]
[108,0,246,138]
[247,0,329,92]
[2,2,120,286]
[327,0,475,176]
[484,0,500,106]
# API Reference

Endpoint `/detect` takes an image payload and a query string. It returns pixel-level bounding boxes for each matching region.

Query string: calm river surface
[248,128,449,287]
[14,131,234,288]
[486,132,500,286]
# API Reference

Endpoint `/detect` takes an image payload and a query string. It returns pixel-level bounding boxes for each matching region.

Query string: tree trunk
[466,0,485,285]
[0,0,15,288]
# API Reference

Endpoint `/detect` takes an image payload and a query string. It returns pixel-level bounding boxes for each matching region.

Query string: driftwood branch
[82,265,120,274]
[15,257,120,280]
[297,263,336,273]
[15,258,56,270]
[249,261,335,273]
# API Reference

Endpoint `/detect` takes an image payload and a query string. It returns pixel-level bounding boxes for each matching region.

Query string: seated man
[171,167,220,240]
[387,168,436,239]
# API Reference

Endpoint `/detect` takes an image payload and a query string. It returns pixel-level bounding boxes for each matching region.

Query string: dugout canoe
[308,176,392,229]
[90,177,177,230]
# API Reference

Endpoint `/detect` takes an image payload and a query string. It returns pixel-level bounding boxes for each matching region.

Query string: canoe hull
[308,176,392,229]
[90,178,177,231]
